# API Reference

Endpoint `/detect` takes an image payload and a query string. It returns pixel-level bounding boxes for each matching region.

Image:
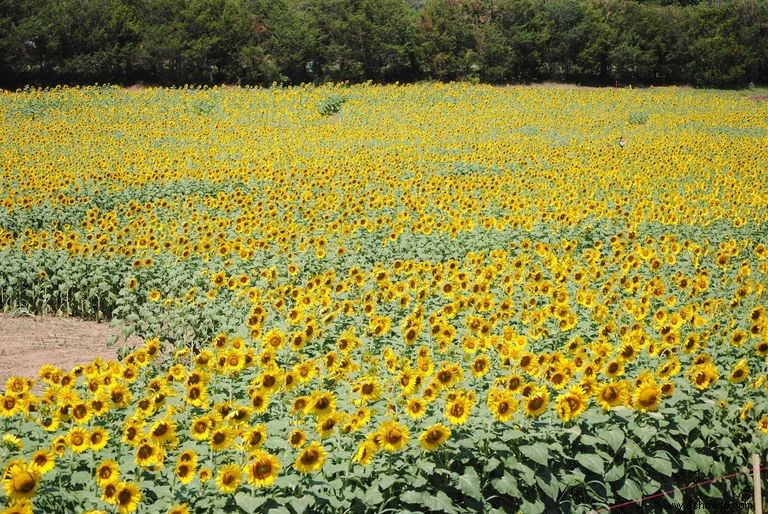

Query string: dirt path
[0,313,143,388]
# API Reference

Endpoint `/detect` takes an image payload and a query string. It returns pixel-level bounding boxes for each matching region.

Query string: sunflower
[209,427,235,452]
[190,415,213,441]
[294,441,327,473]
[95,459,120,487]
[135,439,163,468]
[1,434,22,451]
[249,390,270,414]
[175,458,196,485]
[68,427,90,453]
[149,418,178,447]
[440,362,464,388]
[71,401,92,424]
[758,415,768,434]
[632,382,662,412]
[687,362,719,390]
[352,440,377,466]
[101,482,119,505]
[377,421,409,452]
[470,355,490,378]
[317,413,342,439]
[28,450,55,475]
[1,498,33,514]
[595,381,629,410]
[487,389,518,423]
[355,377,382,403]
[242,424,267,451]
[245,450,280,487]
[405,398,427,419]
[728,359,749,384]
[418,423,451,451]
[167,504,190,514]
[555,386,589,423]
[115,482,142,514]
[603,359,624,379]
[523,387,549,419]
[308,391,336,419]
[445,395,473,425]
[2,461,40,501]
[215,463,242,494]
[289,429,307,448]
[89,427,109,451]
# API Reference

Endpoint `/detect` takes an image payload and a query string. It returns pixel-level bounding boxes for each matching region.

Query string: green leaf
[291,495,314,514]
[235,492,267,511]
[648,456,672,477]
[364,486,385,505]
[400,490,423,506]
[634,425,656,445]
[423,491,458,514]
[617,479,643,501]
[418,460,436,474]
[535,471,560,501]
[492,473,518,496]
[520,498,545,514]
[378,474,397,491]
[520,443,549,466]
[580,434,603,448]
[604,463,625,483]
[687,449,713,474]
[601,429,625,453]
[456,467,482,501]
[577,453,605,475]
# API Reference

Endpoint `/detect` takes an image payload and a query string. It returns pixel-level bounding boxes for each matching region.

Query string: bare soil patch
[750,94,768,102]
[0,313,143,388]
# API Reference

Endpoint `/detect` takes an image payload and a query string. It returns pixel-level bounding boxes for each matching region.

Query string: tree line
[1,0,766,89]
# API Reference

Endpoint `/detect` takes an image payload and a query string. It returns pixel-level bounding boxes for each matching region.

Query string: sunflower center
[254,462,272,478]
[300,449,319,465]
[117,489,133,506]
[13,471,36,493]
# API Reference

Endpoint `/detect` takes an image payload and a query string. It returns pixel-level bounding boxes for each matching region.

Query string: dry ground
[0,313,143,388]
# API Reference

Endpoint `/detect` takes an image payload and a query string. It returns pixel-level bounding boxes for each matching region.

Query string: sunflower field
[1,83,767,514]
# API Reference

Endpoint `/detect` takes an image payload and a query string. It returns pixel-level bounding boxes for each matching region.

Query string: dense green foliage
[1,0,766,88]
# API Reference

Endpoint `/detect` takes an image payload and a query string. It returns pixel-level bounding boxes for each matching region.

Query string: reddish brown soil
[0,313,142,388]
